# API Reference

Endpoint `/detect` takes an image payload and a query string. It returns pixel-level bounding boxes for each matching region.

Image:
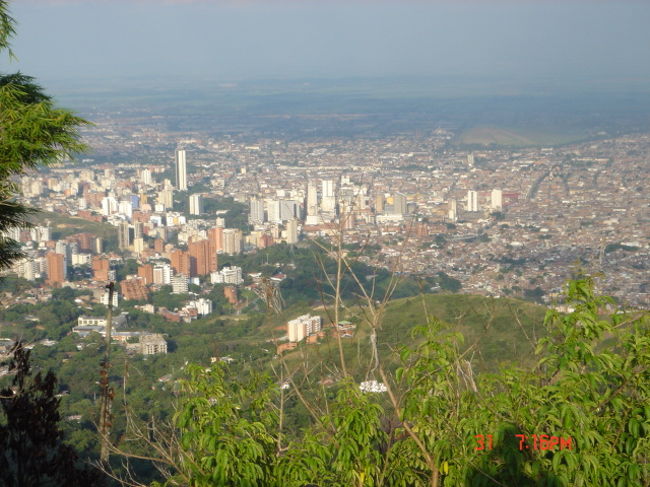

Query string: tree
[116,276,648,486]
[0,1,87,271]
[0,342,100,486]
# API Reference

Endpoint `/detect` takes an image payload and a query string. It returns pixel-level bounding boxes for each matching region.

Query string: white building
[189,194,202,215]
[188,298,213,316]
[223,228,242,255]
[211,265,244,285]
[287,314,322,343]
[321,179,336,212]
[71,252,92,267]
[448,199,458,222]
[101,196,118,216]
[118,200,133,219]
[153,263,173,285]
[175,148,188,191]
[249,197,265,225]
[140,334,167,355]
[466,190,479,212]
[171,274,189,294]
[141,168,152,185]
[101,289,119,308]
[306,181,319,224]
[491,189,503,210]
[286,219,299,244]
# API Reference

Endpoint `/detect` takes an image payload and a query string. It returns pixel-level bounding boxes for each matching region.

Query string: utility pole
[99,282,115,465]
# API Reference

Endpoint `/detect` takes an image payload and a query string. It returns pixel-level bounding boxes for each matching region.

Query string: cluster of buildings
[73,314,167,355]
[2,118,648,348]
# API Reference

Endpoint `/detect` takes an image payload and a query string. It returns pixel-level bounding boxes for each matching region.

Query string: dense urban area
[0,109,647,362]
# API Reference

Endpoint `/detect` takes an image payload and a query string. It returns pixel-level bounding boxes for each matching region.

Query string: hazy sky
[5,0,650,88]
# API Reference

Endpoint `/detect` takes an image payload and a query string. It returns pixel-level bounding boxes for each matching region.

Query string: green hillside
[279,293,547,379]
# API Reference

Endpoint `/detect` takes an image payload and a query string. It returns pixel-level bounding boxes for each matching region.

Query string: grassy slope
[34,211,117,240]
[279,293,547,380]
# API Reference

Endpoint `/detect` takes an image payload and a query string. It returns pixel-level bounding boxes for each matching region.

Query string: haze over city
[10,0,650,93]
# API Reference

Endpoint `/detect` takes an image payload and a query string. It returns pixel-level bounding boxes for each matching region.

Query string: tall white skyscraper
[448,199,458,222]
[466,190,479,212]
[141,168,152,185]
[305,181,319,225]
[306,181,318,215]
[286,219,299,244]
[189,194,203,215]
[249,197,265,225]
[321,179,336,212]
[268,200,282,224]
[175,149,188,191]
[491,189,503,210]
[322,179,334,198]
[223,229,242,255]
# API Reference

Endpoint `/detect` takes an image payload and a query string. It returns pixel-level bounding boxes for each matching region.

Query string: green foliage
[436,271,462,292]
[0,342,100,486]
[160,277,648,486]
[0,3,88,272]
[173,363,278,486]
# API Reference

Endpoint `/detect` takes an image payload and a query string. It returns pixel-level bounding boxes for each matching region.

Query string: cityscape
[8,122,649,331]
[0,0,648,485]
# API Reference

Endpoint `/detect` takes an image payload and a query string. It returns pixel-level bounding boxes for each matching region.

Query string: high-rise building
[286,219,299,244]
[175,149,188,191]
[189,239,210,276]
[133,237,145,255]
[141,168,152,185]
[92,257,110,281]
[170,249,191,276]
[287,314,322,343]
[375,194,384,214]
[306,181,318,221]
[118,200,133,219]
[138,264,154,285]
[321,179,336,212]
[392,193,407,216]
[46,252,66,285]
[118,221,131,250]
[133,222,145,240]
[279,200,299,221]
[223,228,242,255]
[101,196,118,216]
[249,197,265,225]
[101,288,119,307]
[171,274,189,294]
[207,227,222,271]
[491,189,503,210]
[448,199,458,222]
[466,190,479,212]
[153,263,173,285]
[210,265,244,285]
[189,194,202,215]
[120,277,149,301]
[55,241,69,262]
[268,199,281,224]
[209,226,223,251]
[157,189,174,209]
[153,238,165,253]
